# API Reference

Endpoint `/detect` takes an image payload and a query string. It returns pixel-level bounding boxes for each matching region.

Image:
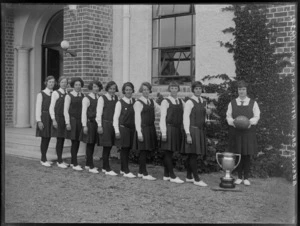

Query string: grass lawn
[4,154,296,223]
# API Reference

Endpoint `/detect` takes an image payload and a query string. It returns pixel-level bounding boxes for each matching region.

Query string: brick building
[2,4,296,155]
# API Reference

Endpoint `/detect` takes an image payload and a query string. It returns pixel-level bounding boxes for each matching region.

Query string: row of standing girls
[35,77,211,186]
[36,76,81,169]
[36,76,259,187]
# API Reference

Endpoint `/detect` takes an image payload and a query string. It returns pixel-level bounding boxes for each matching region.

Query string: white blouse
[49,88,66,120]
[133,96,161,137]
[81,93,99,127]
[183,95,206,135]
[159,96,185,136]
[226,96,260,126]
[35,87,52,122]
[96,93,118,127]
[113,96,134,134]
[63,90,83,125]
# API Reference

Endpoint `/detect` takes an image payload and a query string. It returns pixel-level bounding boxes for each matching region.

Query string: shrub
[250,149,293,181]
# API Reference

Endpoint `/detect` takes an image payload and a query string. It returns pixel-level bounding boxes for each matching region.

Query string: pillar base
[15,124,31,128]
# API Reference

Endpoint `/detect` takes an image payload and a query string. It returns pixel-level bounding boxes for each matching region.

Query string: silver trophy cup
[216,152,241,188]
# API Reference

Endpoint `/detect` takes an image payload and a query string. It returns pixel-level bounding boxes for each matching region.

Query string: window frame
[152,5,195,85]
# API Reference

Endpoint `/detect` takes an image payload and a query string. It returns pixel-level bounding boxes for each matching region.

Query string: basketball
[233,115,250,129]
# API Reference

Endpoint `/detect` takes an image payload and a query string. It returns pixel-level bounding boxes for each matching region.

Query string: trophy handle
[233,154,241,171]
[216,153,223,169]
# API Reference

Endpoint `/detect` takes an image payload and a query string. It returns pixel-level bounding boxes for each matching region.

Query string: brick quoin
[267,3,296,77]
[63,5,113,94]
[4,12,14,127]
[262,4,296,156]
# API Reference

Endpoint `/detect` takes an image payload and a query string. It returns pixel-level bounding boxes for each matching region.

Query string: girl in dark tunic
[49,76,69,169]
[96,81,119,176]
[132,82,161,181]
[35,76,55,167]
[113,82,136,178]
[159,81,185,184]
[80,80,103,174]
[226,80,260,186]
[182,81,208,187]
[64,77,85,171]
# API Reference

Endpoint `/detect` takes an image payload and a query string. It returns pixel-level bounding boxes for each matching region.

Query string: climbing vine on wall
[217,4,294,151]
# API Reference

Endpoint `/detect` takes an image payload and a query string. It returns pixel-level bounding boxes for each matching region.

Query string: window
[152,5,195,85]
[42,10,64,89]
[43,10,63,44]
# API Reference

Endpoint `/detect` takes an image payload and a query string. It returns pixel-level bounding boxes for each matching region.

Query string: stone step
[5,128,121,161]
[5,146,74,161]
[5,141,79,161]
[5,135,72,148]
[5,141,70,152]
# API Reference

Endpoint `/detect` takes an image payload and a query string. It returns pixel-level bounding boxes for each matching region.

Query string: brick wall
[266,3,296,77]
[4,12,14,127]
[266,3,296,157]
[63,5,113,92]
[280,144,295,157]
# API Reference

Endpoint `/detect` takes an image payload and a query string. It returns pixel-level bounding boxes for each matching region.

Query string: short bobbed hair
[88,80,103,91]
[105,81,119,92]
[191,81,203,93]
[167,81,180,92]
[70,77,84,88]
[122,82,135,94]
[44,75,57,86]
[237,80,248,88]
[58,76,68,85]
[139,82,152,93]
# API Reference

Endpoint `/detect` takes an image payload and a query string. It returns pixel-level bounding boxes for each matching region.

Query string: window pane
[160,5,176,16]
[160,49,177,76]
[152,20,159,48]
[174,5,191,14]
[158,5,191,16]
[177,62,191,76]
[152,49,159,77]
[159,47,191,76]
[44,12,63,44]
[175,59,190,76]
[160,18,175,47]
[175,16,192,46]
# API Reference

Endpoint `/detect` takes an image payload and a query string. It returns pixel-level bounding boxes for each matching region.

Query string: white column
[15,46,32,128]
[122,5,130,83]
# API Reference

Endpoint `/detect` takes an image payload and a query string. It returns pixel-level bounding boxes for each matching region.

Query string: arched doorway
[41,10,63,90]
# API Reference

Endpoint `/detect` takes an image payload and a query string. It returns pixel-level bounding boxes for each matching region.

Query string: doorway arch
[41,10,64,90]
[14,4,64,127]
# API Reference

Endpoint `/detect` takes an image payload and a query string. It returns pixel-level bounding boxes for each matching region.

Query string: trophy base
[219,177,235,189]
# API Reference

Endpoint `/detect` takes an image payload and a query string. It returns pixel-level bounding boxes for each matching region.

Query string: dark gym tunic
[98,95,118,147]
[182,98,207,155]
[160,98,184,152]
[65,93,84,140]
[228,99,258,155]
[51,90,66,138]
[80,95,98,144]
[132,99,158,151]
[115,98,136,148]
[36,91,52,138]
